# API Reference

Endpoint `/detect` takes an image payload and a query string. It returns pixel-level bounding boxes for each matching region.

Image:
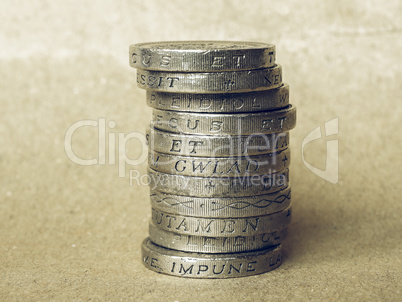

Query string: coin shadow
[282,195,340,265]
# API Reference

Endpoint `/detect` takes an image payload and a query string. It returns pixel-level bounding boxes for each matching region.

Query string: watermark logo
[64,118,147,177]
[302,118,338,184]
[64,117,339,185]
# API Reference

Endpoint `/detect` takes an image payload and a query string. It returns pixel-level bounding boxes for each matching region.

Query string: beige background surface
[1,0,401,301]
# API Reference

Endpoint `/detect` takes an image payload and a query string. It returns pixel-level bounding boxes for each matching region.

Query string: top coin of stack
[130,41,276,72]
[130,41,296,278]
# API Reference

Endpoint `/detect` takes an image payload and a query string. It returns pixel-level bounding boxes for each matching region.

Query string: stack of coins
[129,41,296,278]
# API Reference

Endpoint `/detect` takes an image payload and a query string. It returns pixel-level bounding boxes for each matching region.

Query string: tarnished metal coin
[141,238,282,278]
[130,41,275,71]
[151,206,291,237]
[148,222,287,253]
[151,105,296,135]
[136,66,282,93]
[148,149,291,177]
[150,186,291,218]
[146,83,289,113]
[146,127,290,157]
[147,168,289,197]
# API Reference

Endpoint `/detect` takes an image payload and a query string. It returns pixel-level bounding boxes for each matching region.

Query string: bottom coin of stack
[142,238,282,278]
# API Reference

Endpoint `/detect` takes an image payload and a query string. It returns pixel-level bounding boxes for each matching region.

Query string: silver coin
[150,186,291,218]
[147,168,289,197]
[142,237,282,278]
[130,41,275,71]
[136,66,282,93]
[151,205,291,237]
[148,221,287,253]
[146,83,289,113]
[146,127,290,157]
[151,105,296,135]
[148,149,291,177]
